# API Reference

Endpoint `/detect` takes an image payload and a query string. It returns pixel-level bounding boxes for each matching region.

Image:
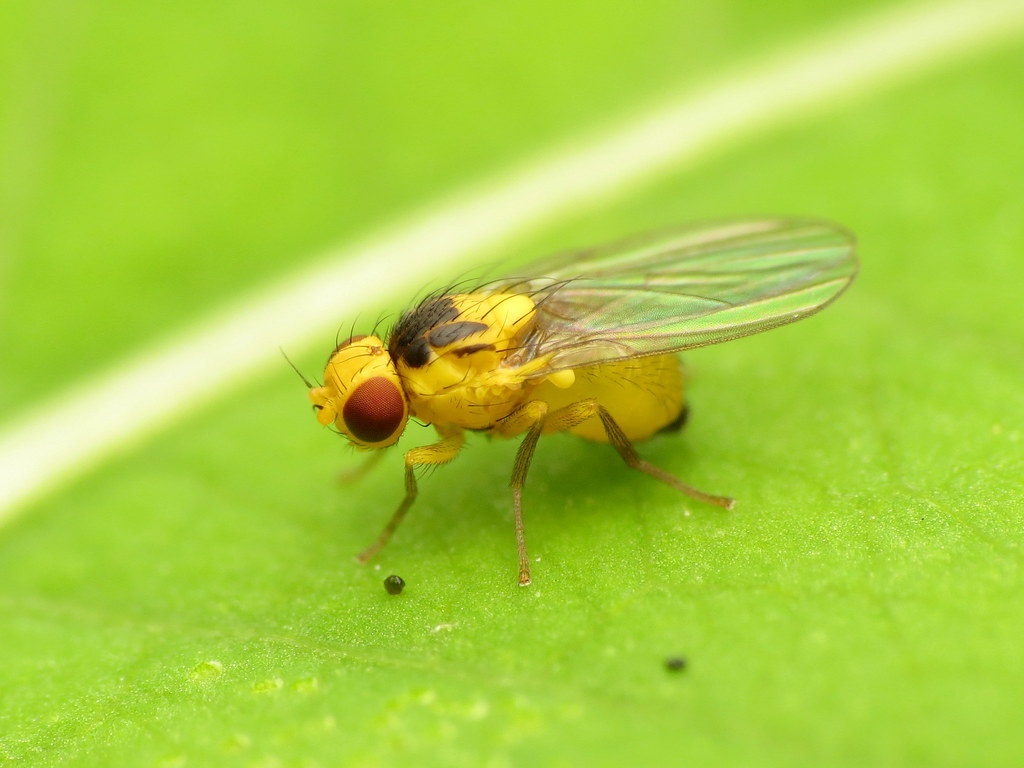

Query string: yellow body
[307,288,699,586]
[391,292,684,442]
[309,289,686,452]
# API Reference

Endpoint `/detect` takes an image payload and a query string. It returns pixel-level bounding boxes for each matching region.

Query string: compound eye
[342,377,406,444]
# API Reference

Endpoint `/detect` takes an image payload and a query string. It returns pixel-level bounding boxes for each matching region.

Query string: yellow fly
[307,218,857,585]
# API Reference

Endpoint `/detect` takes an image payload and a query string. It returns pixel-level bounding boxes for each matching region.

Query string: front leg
[355,428,465,564]
[336,449,386,484]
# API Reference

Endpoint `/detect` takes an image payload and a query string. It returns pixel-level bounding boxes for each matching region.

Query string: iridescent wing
[490,218,857,374]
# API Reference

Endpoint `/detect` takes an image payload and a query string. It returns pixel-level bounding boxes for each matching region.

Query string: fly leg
[337,449,386,484]
[595,405,735,510]
[495,398,640,586]
[493,398,733,586]
[495,401,550,586]
[355,428,465,564]
[504,398,734,509]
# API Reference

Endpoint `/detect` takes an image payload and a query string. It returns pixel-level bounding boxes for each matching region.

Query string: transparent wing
[490,218,857,374]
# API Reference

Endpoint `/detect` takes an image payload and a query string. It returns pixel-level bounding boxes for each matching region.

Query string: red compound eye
[343,377,406,444]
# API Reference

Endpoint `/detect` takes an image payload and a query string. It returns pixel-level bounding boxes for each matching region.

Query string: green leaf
[2,2,1022,766]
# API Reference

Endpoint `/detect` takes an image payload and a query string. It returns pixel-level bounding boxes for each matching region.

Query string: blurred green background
[2,1,1022,766]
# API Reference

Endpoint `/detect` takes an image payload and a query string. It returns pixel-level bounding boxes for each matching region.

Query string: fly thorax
[392,291,539,429]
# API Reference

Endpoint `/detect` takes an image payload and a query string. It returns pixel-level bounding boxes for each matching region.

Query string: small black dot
[383,574,406,595]
[664,656,687,671]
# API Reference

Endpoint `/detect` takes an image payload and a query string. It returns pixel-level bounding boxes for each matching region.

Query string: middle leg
[495,398,616,586]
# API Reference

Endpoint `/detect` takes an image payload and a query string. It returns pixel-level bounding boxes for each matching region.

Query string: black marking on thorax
[389,296,499,369]
[428,321,488,348]
[389,297,458,367]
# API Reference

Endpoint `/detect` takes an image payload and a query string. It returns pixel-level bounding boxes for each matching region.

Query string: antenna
[280,349,315,389]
